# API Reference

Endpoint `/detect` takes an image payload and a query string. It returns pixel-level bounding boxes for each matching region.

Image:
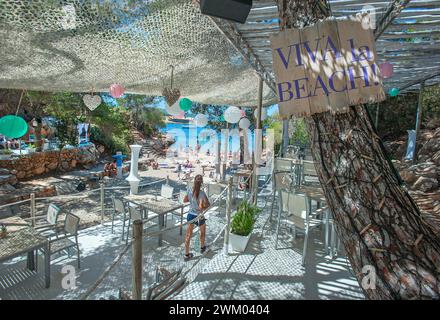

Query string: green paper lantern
[388,88,400,97]
[179,98,192,111]
[0,115,28,139]
[220,115,225,122]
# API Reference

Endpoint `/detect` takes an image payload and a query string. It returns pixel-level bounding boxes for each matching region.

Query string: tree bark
[277,0,440,299]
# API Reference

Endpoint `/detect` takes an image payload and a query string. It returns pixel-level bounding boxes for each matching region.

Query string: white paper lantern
[224,106,241,124]
[239,117,251,129]
[254,108,267,121]
[83,94,101,111]
[167,100,182,116]
[194,113,208,127]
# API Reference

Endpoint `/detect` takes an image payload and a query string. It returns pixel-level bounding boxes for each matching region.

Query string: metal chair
[33,203,61,237]
[125,205,143,244]
[42,213,81,269]
[111,197,128,240]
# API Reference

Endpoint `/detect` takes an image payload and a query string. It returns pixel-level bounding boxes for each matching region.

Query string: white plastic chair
[302,160,319,185]
[275,191,327,266]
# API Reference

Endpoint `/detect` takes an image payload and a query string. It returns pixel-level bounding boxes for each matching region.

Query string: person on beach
[104,159,117,177]
[183,174,210,261]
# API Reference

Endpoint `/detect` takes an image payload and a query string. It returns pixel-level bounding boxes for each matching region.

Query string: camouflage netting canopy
[0,0,276,107]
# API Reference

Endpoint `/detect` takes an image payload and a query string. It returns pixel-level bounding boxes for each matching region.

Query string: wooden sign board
[270,16,386,118]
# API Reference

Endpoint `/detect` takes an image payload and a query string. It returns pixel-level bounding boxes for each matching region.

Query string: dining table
[0,216,51,288]
[123,194,188,246]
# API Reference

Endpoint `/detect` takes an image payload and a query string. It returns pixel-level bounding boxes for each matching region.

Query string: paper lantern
[176,111,185,119]
[0,115,28,139]
[239,117,251,129]
[109,83,125,98]
[194,114,208,127]
[379,62,393,79]
[179,98,192,111]
[167,100,182,116]
[220,115,225,122]
[389,88,400,97]
[224,106,241,124]
[254,108,267,121]
[240,110,246,118]
[83,94,102,111]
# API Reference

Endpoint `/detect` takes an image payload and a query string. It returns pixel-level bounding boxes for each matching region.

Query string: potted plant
[27,143,36,153]
[229,200,261,252]
[0,224,7,239]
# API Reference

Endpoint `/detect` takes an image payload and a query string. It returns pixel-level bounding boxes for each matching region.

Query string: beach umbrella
[239,117,251,129]
[0,115,28,139]
[179,98,192,111]
[83,94,102,111]
[254,108,267,121]
[388,88,400,97]
[194,114,208,127]
[109,83,125,98]
[224,106,241,124]
[379,62,393,79]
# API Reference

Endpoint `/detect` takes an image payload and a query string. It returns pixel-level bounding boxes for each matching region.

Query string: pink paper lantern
[176,111,185,119]
[240,110,246,118]
[379,62,393,79]
[109,83,125,98]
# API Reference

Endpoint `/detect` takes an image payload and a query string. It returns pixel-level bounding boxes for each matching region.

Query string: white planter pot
[229,232,251,253]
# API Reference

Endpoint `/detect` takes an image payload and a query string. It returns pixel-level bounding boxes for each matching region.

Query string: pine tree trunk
[277,0,440,299]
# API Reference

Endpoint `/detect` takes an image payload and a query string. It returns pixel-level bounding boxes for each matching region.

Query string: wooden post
[223,177,233,254]
[132,220,143,300]
[100,182,105,224]
[30,193,35,227]
[253,77,263,205]
[413,81,425,163]
[222,122,229,181]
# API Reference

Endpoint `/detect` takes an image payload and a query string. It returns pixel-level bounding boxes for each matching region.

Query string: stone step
[0,174,17,186]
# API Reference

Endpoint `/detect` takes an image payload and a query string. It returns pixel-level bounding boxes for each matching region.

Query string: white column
[126,144,142,195]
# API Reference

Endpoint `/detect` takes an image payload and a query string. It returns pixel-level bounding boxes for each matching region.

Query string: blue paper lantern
[388,88,400,97]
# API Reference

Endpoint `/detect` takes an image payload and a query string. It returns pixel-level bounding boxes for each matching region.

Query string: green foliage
[231,200,261,236]
[264,113,283,154]
[367,84,440,139]
[290,118,309,146]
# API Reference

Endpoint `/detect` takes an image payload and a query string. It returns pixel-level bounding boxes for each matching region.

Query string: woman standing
[183,174,210,261]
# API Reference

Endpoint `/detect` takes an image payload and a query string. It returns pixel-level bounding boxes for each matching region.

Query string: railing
[1,171,255,300]
[0,178,166,226]
[80,177,234,300]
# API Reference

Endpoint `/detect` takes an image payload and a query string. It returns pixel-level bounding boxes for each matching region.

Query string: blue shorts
[187,213,206,226]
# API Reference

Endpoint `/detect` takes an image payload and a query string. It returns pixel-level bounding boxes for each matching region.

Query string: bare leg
[185,224,194,255]
[200,224,206,249]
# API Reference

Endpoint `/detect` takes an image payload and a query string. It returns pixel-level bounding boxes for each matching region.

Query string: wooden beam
[374,0,413,40]
[398,70,440,91]
[207,16,276,93]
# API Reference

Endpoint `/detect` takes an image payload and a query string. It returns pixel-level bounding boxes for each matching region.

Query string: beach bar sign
[270,16,386,118]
